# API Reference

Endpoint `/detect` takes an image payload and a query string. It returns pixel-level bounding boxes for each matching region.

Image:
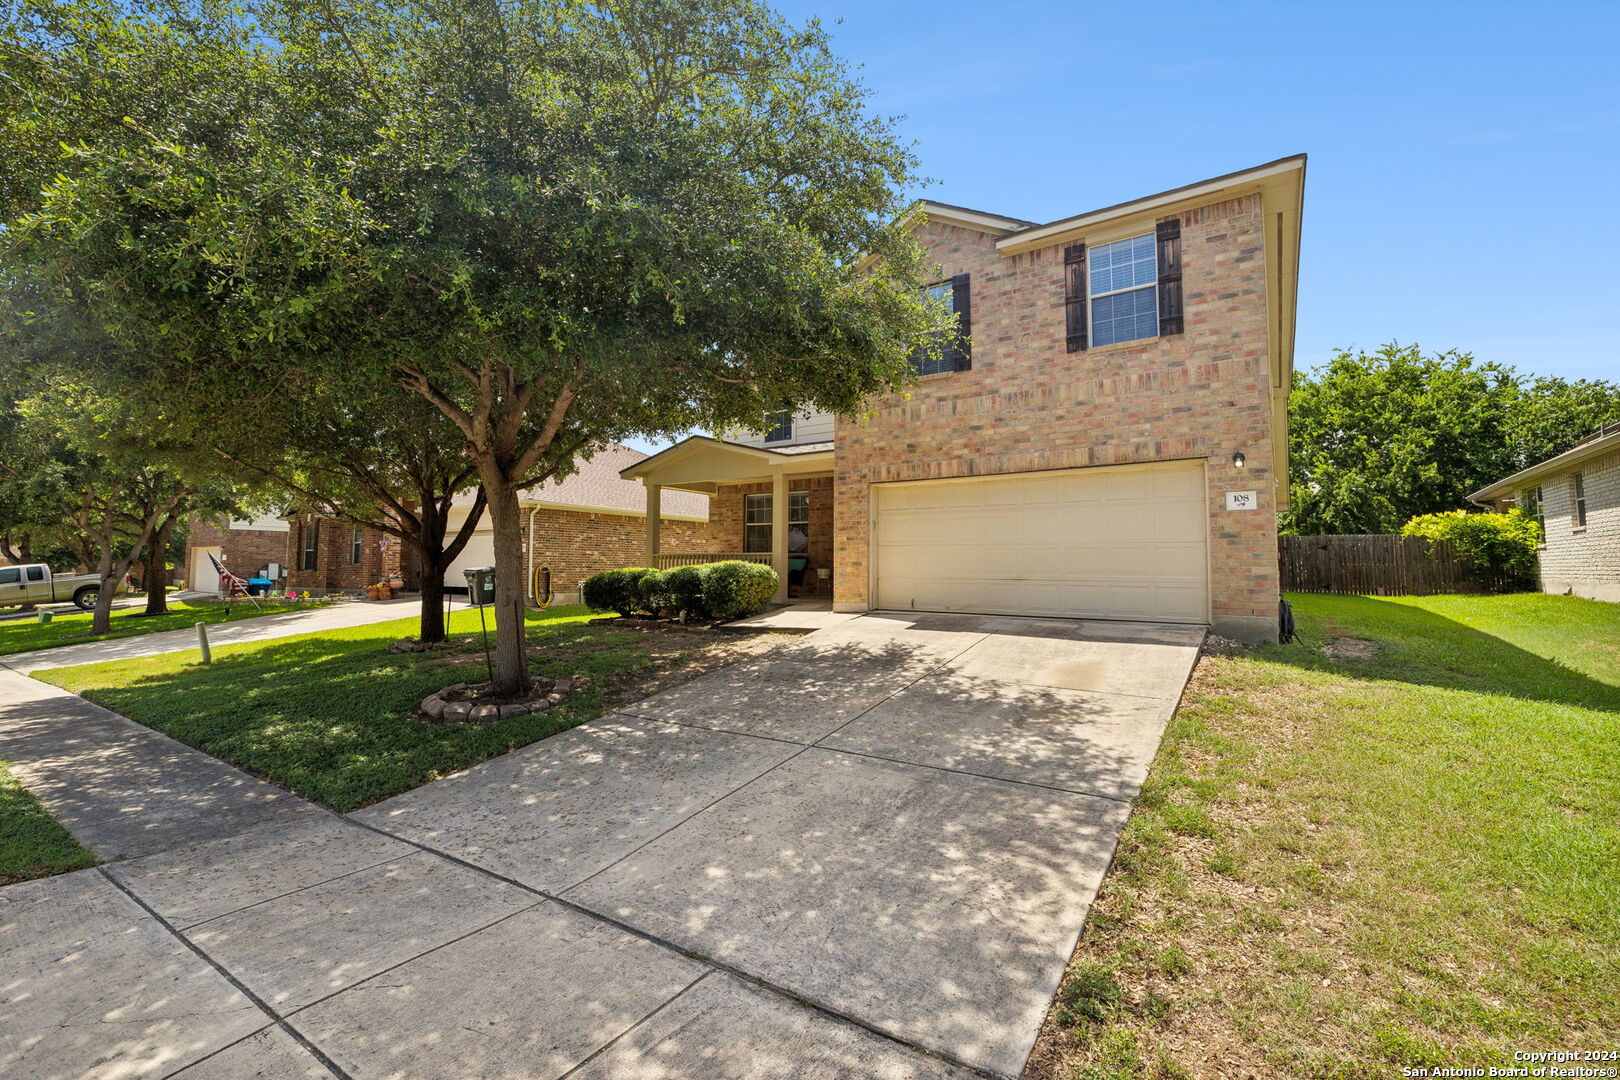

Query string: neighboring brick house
[183,513,292,592]
[1470,423,1620,603]
[186,445,709,603]
[438,444,710,605]
[622,157,1305,641]
[285,516,412,594]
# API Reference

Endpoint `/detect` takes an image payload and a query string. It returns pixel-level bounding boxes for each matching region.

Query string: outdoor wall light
[1232,451,1247,469]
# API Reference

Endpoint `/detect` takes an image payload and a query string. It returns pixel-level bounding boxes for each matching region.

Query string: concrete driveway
[1,611,1199,1080]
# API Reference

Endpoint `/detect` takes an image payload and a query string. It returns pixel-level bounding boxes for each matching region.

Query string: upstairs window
[1573,474,1587,528]
[1066,220,1182,351]
[913,275,972,375]
[762,411,794,444]
[1089,234,1159,346]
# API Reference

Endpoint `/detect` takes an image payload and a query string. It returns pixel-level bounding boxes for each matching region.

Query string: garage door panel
[874,463,1208,624]
[444,531,496,587]
[1152,467,1206,499]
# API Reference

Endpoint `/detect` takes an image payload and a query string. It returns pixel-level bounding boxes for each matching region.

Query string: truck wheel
[73,586,98,611]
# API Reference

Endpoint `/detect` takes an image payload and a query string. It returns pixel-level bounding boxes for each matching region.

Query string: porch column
[771,471,789,602]
[643,481,662,565]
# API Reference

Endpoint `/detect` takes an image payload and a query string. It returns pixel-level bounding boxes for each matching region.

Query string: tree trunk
[417,562,447,642]
[483,481,529,695]
[144,518,174,615]
[91,549,120,634]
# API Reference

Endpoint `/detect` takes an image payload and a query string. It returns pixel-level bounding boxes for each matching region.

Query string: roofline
[521,499,707,523]
[916,200,1039,234]
[1469,428,1620,502]
[618,434,835,479]
[994,154,1307,255]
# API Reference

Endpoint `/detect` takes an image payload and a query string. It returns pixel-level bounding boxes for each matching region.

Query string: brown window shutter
[1064,243,1087,352]
[1156,219,1183,336]
[950,273,972,370]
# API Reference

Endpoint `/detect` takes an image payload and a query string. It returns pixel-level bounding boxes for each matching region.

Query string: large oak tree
[3,0,942,692]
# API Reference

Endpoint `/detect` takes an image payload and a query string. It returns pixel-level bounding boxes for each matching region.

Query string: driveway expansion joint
[342,806,1009,1080]
[97,866,354,1080]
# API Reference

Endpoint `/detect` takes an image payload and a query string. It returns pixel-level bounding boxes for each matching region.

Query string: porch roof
[619,435,834,494]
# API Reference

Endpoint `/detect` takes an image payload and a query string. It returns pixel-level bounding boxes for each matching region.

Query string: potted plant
[365,584,382,600]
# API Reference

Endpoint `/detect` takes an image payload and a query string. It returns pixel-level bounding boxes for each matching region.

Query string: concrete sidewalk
[1,611,1201,1080]
[0,597,421,673]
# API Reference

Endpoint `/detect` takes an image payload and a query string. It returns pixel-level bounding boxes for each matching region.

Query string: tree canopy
[1284,344,1620,535]
[2,0,944,690]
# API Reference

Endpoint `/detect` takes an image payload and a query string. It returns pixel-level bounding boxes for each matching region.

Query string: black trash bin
[462,567,496,607]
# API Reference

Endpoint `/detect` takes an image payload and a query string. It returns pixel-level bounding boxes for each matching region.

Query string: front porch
[621,436,837,603]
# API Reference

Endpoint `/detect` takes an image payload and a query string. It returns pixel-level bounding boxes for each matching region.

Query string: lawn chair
[207,553,262,610]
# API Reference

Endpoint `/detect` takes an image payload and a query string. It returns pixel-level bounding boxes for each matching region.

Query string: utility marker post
[196,621,212,664]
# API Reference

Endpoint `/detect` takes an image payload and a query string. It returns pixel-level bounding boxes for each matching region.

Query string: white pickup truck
[0,564,132,611]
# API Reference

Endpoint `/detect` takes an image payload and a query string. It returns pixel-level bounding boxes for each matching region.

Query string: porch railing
[649,552,772,569]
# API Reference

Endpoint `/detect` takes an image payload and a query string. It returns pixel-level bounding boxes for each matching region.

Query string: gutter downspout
[526,503,539,608]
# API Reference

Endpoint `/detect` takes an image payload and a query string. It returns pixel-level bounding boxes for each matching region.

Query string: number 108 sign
[1225,490,1258,511]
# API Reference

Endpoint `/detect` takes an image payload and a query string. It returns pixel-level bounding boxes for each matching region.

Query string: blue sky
[628,0,1617,453]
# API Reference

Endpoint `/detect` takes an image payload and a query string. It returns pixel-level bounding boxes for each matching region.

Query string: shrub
[636,570,675,615]
[697,560,778,620]
[1400,509,1540,587]
[662,564,708,618]
[580,567,658,615]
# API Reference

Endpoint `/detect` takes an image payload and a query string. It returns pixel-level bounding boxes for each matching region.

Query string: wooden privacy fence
[1279,534,1518,595]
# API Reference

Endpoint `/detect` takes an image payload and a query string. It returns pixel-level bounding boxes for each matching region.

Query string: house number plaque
[1225,491,1258,511]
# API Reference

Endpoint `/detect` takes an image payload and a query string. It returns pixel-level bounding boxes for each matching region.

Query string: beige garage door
[443,528,496,590]
[873,462,1209,623]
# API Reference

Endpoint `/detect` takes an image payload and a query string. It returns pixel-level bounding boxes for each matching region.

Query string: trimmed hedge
[581,567,657,616]
[581,560,778,621]
[663,565,708,617]
[698,560,778,620]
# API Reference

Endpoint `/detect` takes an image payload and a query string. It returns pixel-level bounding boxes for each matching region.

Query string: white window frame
[762,411,794,444]
[1088,233,1158,348]
[1573,474,1587,529]
[743,493,772,552]
[351,526,364,564]
[1524,486,1545,543]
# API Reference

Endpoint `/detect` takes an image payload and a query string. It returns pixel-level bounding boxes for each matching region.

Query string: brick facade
[706,476,835,598]
[833,196,1281,639]
[183,516,290,588]
[529,508,709,602]
[1520,449,1620,603]
[286,515,410,594]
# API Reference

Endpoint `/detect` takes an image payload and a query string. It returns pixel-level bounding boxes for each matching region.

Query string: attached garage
[442,521,496,592]
[190,546,222,595]
[872,461,1209,624]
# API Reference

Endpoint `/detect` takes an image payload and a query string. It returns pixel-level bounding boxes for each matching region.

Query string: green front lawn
[1031,592,1620,1079]
[1,760,96,885]
[0,598,326,656]
[40,605,783,812]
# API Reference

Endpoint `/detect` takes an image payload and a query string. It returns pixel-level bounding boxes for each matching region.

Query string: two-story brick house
[1470,422,1620,603]
[623,157,1305,642]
